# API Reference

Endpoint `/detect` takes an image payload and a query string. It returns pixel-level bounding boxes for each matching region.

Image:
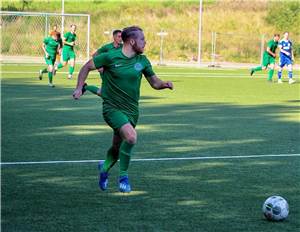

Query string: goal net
[1,11,90,63]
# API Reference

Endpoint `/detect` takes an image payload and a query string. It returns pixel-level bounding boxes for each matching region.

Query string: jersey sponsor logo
[114,64,122,67]
[134,62,143,71]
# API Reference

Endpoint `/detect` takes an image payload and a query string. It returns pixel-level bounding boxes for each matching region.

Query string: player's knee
[125,131,137,145]
[287,65,293,72]
[262,66,267,70]
[269,64,274,70]
[48,66,53,72]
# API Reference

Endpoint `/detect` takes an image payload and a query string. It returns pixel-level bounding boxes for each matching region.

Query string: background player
[82,29,123,96]
[250,34,280,82]
[39,31,60,87]
[56,24,77,79]
[73,26,173,193]
[49,25,63,70]
[277,32,295,84]
[92,29,123,57]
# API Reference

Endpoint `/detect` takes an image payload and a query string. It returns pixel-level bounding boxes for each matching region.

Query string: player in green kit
[55,24,77,79]
[250,34,280,81]
[83,29,123,96]
[73,26,173,193]
[49,25,63,69]
[39,31,60,87]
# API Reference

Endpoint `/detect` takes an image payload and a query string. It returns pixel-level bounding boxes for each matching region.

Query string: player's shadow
[2,80,300,231]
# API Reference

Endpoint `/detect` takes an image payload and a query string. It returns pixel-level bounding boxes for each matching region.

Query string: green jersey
[63,31,76,50]
[97,42,123,54]
[93,50,155,118]
[264,39,278,57]
[43,37,59,57]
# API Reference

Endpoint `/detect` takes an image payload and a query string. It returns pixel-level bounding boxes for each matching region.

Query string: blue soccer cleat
[119,176,131,193]
[98,161,108,191]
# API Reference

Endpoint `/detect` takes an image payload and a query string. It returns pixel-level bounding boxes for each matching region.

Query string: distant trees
[266,1,300,57]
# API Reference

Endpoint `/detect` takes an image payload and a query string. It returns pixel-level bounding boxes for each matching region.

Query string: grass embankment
[2,0,300,63]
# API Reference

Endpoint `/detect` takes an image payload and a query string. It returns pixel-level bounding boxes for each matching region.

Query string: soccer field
[1,64,300,232]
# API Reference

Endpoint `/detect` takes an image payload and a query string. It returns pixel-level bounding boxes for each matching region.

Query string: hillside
[2,0,300,63]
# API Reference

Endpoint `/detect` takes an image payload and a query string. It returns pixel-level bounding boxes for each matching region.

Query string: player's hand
[73,88,82,100]
[98,67,104,73]
[164,81,174,90]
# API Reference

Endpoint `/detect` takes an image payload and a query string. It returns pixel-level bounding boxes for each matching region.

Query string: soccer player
[277,32,295,84]
[49,25,63,67]
[250,34,280,81]
[39,31,60,87]
[56,24,77,79]
[93,29,123,57]
[73,26,173,193]
[83,29,123,96]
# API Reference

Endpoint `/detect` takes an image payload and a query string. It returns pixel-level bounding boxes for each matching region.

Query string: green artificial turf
[1,64,300,231]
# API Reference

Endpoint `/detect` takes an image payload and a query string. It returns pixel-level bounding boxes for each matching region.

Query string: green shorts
[262,53,275,67]
[45,56,56,66]
[62,48,76,61]
[103,105,138,131]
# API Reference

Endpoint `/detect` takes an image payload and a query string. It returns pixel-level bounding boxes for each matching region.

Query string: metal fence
[1,11,90,62]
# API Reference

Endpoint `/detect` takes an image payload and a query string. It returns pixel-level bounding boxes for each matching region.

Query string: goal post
[0,11,90,63]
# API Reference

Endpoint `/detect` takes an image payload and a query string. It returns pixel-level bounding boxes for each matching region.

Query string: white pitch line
[1,153,300,166]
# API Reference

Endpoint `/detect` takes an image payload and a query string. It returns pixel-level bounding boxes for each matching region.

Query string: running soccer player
[277,32,295,84]
[83,29,123,96]
[93,29,123,57]
[250,34,280,81]
[49,25,63,68]
[56,24,77,79]
[73,26,173,193]
[39,31,60,87]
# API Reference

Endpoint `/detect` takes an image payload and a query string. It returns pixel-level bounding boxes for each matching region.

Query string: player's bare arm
[73,59,97,99]
[145,75,173,90]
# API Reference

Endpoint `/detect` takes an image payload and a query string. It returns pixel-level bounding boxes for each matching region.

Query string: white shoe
[68,74,73,79]
[38,70,43,80]
[48,83,55,88]
[289,79,295,84]
[278,79,283,84]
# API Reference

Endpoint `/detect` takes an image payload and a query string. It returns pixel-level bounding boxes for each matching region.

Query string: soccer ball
[262,196,289,221]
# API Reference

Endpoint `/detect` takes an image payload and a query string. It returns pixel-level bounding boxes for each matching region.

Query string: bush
[265,1,300,35]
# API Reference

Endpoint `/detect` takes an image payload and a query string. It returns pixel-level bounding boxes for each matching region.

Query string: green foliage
[1,0,299,63]
[266,1,300,35]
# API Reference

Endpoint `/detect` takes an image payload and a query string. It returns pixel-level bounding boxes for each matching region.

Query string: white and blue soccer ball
[262,196,289,221]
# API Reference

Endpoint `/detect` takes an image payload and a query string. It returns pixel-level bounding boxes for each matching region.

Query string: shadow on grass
[2,78,300,231]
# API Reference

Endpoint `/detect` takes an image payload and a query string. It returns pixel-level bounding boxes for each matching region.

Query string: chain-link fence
[1,11,90,62]
[208,32,263,66]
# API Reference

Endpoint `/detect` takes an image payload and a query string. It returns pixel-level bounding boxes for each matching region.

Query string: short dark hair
[274,33,280,37]
[113,29,122,36]
[121,26,143,42]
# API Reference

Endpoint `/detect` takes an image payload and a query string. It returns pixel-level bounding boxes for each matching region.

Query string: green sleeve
[43,37,49,44]
[64,32,69,40]
[93,53,110,69]
[97,45,108,54]
[267,40,273,49]
[142,56,155,78]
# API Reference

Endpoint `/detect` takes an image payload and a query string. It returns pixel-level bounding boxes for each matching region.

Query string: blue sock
[288,71,293,79]
[278,71,282,79]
